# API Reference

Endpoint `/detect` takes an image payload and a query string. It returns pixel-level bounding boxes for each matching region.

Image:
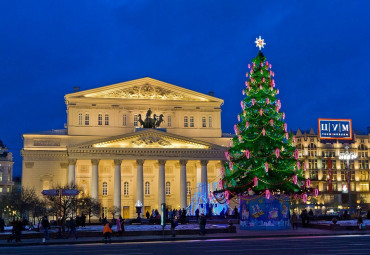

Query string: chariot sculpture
[138,108,164,128]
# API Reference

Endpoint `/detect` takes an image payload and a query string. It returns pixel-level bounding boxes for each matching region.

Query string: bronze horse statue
[138,109,164,128]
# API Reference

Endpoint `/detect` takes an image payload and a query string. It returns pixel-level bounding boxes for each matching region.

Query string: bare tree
[108,206,121,220]
[77,196,101,223]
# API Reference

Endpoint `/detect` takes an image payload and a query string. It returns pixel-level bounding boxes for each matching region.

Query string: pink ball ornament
[314,188,319,197]
[294,149,299,160]
[306,179,311,188]
[269,64,272,69]
[245,122,249,129]
[234,124,238,135]
[266,98,270,104]
[253,176,258,186]
[297,161,301,170]
[253,63,256,67]
[259,85,263,90]
[260,69,263,74]
[224,151,229,160]
[269,70,273,76]
[276,89,279,94]
[265,162,269,173]
[304,163,307,172]
[275,148,280,158]
[262,77,265,82]
[252,98,256,106]
[262,128,266,136]
[293,174,298,185]
[237,115,240,122]
[276,106,279,113]
[245,72,248,78]
[270,119,274,126]
[284,123,287,132]
[302,193,307,203]
[248,63,251,69]
[260,62,263,67]
[245,149,250,159]
[242,90,245,96]
[285,133,289,139]
[229,140,233,147]
[245,81,248,86]
[266,189,271,199]
[282,112,285,120]
[259,108,263,116]
[272,72,275,77]
[265,61,269,66]
[238,135,242,142]
[229,161,233,170]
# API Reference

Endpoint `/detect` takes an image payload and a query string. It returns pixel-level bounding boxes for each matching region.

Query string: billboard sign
[42,189,60,196]
[318,119,352,140]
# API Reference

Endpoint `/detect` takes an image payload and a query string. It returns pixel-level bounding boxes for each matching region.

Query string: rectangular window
[202,116,206,127]
[166,182,171,195]
[134,115,138,127]
[105,114,109,125]
[98,114,102,126]
[167,116,171,127]
[341,170,346,181]
[145,182,150,195]
[0,172,2,182]
[190,116,194,127]
[360,183,369,191]
[102,207,108,218]
[124,182,129,196]
[85,114,90,125]
[0,187,2,192]
[102,182,108,196]
[78,113,83,125]
[7,187,10,192]
[209,116,212,127]
[184,116,188,127]
[123,114,127,126]
[187,182,191,196]
[332,160,337,169]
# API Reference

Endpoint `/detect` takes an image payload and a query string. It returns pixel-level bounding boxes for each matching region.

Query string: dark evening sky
[1,0,369,177]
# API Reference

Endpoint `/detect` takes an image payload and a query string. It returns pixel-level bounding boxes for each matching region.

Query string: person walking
[103,222,112,243]
[67,217,78,239]
[291,212,298,230]
[41,216,50,241]
[116,217,122,236]
[199,214,206,235]
[170,217,178,237]
[357,215,364,230]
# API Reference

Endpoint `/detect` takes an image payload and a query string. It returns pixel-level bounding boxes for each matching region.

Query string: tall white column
[180,160,188,210]
[136,159,145,211]
[158,160,166,210]
[200,160,209,203]
[91,159,100,200]
[68,159,76,186]
[114,159,122,216]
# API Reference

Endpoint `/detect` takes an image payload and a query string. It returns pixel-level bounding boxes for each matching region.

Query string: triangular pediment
[65,77,223,103]
[70,129,224,150]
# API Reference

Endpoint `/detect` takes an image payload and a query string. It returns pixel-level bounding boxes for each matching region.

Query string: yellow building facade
[22,78,229,218]
[294,128,370,210]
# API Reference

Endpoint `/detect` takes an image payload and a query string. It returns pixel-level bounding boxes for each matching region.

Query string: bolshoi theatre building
[21,77,230,218]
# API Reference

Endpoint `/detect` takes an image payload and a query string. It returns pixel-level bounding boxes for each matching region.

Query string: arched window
[359,144,368,150]
[208,116,212,127]
[190,116,194,127]
[78,113,83,125]
[98,114,102,126]
[202,116,206,127]
[165,182,171,195]
[134,115,138,126]
[184,116,188,127]
[145,181,150,195]
[124,182,129,196]
[308,143,316,149]
[105,114,109,125]
[102,182,108,196]
[85,114,90,125]
[122,114,127,126]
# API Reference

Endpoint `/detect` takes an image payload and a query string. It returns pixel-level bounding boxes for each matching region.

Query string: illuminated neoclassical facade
[22,77,229,218]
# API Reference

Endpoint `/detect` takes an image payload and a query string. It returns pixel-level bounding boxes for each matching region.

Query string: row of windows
[0,171,11,182]
[101,181,192,196]
[309,169,370,181]
[308,160,369,170]
[184,116,212,128]
[0,187,11,193]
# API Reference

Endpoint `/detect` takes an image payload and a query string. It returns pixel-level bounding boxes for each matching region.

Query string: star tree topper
[255,36,266,50]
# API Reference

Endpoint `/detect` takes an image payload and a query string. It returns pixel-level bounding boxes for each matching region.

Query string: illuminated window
[209,116,212,127]
[360,183,369,191]
[0,172,2,182]
[145,181,150,195]
[102,182,108,196]
[43,180,50,190]
[134,115,138,127]
[102,207,108,218]
[184,116,188,127]
[190,116,194,127]
[341,170,347,181]
[167,116,171,127]
[332,160,337,169]
[202,116,206,127]
[98,114,102,126]
[361,170,369,181]
[78,113,83,125]
[187,182,191,196]
[124,182,129,196]
[165,182,171,195]
[105,114,109,125]
[123,114,127,126]
[310,169,318,180]
[85,114,90,125]
[0,187,2,193]
[7,187,10,192]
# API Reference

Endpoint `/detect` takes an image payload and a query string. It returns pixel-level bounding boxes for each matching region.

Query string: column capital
[179,160,188,166]
[136,159,145,166]
[91,159,100,165]
[158,159,167,166]
[200,160,209,167]
[68,159,77,165]
[114,159,122,166]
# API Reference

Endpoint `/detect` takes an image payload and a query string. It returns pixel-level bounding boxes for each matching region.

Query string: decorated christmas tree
[216,37,318,203]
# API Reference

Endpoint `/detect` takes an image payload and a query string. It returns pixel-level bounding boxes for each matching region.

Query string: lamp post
[339,145,357,214]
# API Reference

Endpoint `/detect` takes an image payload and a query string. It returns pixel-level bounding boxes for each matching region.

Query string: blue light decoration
[240,195,290,230]
[188,182,230,216]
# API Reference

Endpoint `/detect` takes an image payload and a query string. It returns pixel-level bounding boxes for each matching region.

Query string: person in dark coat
[67,218,78,239]
[146,211,150,219]
[199,214,206,235]
[170,217,178,237]
[195,208,200,221]
[0,217,5,232]
[41,216,50,240]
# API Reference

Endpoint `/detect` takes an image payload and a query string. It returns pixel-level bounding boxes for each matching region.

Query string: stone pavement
[1,226,370,247]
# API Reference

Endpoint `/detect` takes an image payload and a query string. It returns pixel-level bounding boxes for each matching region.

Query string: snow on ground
[315,219,370,226]
[0,223,227,235]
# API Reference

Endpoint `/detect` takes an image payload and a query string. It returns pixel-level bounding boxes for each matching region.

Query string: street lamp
[339,145,357,214]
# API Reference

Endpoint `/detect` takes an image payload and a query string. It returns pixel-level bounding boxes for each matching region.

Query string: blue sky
[1,0,369,177]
